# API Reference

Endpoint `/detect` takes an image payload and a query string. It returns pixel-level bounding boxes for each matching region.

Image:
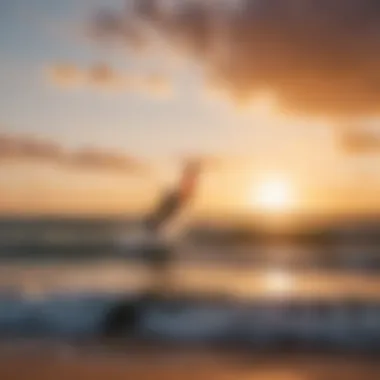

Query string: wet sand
[0,343,379,380]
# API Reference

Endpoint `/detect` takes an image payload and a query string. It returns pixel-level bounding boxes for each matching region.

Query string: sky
[1,0,380,216]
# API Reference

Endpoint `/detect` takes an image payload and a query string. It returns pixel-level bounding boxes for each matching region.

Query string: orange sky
[1,1,380,217]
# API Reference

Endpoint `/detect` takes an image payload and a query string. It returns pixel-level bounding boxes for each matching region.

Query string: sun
[264,270,293,296]
[251,177,295,212]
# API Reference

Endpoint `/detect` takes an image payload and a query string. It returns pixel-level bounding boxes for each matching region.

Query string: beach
[0,343,379,380]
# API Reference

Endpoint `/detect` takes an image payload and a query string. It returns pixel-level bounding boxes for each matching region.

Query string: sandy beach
[0,343,379,380]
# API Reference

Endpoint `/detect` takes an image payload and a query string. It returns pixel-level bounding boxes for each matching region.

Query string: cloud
[69,148,144,174]
[135,72,172,96]
[0,134,147,175]
[338,129,380,154]
[91,6,149,52]
[47,63,85,88]
[87,63,130,90]
[0,134,65,162]
[178,154,228,171]
[92,0,380,118]
[47,63,129,91]
[47,62,172,97]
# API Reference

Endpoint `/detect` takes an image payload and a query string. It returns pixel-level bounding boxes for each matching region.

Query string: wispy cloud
[0,134,65,162]
[47,62,173,97]
[338,129,380,154]
[47,63,85,88]
[0,133,147,175]
[91,0,380,118]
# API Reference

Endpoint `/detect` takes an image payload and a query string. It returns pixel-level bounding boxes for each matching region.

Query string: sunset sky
[1,0,380,216]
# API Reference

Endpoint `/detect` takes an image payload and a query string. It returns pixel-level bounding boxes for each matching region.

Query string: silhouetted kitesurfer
[102,161,201,339]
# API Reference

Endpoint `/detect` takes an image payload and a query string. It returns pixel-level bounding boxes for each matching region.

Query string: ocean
[0,217,380,349]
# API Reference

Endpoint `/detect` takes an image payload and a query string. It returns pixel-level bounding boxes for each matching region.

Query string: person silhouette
[102,161,201,339]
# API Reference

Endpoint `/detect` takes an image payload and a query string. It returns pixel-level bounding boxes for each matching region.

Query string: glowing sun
[264,270,293,295]
[251,177,295,212]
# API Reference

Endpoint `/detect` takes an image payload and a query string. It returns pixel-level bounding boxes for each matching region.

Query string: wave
[0,293,380,351]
